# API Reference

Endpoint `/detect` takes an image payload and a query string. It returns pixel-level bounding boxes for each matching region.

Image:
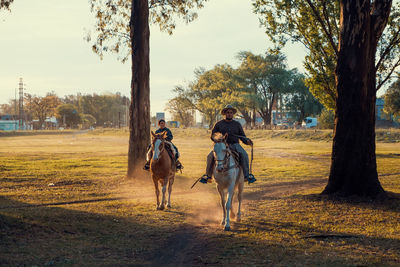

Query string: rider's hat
[221,104,237,115]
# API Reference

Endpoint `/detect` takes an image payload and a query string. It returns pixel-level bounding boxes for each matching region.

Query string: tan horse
[212,132,244,231]
[150,131,176,210]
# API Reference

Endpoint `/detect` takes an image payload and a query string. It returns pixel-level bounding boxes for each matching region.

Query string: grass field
[0,128,399,266]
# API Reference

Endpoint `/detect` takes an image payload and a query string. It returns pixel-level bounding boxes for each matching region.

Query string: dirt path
[141,176,327,266]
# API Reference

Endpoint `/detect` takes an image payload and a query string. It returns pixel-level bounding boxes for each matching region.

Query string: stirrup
[143,162,150,171]
[176,162,183,170]
[246,174,256,184]
[176,163,183,173]
[199,174,211,184]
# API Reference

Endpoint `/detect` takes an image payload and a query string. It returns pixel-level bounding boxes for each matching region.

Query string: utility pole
[14,88,17,117]
[18,78,24,130]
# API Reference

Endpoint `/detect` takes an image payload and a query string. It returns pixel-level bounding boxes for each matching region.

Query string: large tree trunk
[322,0,391,197]
[127,0,150,178]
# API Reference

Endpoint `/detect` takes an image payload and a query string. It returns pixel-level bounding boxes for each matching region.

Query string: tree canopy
[87,0,208,62]
[170,51,322,128]
[0,0,13,10]
[384,78,400,117]
[253,0,400,110]
[24,93,61,129]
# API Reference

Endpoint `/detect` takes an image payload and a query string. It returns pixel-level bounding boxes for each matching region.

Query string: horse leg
[153,177,161,210]
[237,176,244,222]
[167,174,174,208]
[224,182,235,231]
[230,191,236,220]
[217,184,226,226]
[159,178,167,210]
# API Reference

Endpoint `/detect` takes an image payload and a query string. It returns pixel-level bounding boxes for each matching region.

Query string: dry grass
[0,128,399,266]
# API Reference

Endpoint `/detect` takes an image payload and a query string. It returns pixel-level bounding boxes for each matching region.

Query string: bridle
[152,135,165,159]
[213,141,238,172]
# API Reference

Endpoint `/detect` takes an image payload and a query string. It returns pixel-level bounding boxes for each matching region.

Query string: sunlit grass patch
[0,130,400,265]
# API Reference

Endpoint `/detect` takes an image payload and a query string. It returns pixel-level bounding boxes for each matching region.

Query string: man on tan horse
[199,104,256,184]
[144,119,183,171]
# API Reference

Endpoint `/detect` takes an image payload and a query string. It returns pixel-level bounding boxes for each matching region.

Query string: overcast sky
[0,0,306,118]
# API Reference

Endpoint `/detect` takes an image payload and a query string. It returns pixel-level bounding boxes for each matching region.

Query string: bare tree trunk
[322,0,391,197]
[127,0,150,178]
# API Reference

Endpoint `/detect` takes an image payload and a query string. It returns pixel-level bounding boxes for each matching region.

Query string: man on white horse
[199,104,257,184]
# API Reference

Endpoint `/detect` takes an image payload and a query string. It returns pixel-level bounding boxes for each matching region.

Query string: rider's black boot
[199,174,212,184]
[143,161,150,171]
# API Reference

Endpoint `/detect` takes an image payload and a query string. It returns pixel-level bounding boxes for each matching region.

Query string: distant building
[376,98,385,120]
[0,120,19,131]
[0,115,19,131]
[156,112,165,124]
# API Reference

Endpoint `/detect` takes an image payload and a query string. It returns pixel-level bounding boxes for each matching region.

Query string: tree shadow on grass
[0,195,182,266]
[301,191,400,213]
[243,177,326,201]
[1,188,399,266]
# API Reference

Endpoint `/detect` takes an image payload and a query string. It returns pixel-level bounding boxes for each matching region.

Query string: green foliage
[56,104,82,128]
[236,51,293,125]
[384,78,400,118]
[253,0,400,109]
[283,71,323,122]
[165,97,195,127]
[0,0,13,10]
[317,109,334,129]
[172,64,237,128]
[78,93,129,127]
[87,0,208,62]
[170,51,323,127]
[24,93,61,128]
[81,114,97,129]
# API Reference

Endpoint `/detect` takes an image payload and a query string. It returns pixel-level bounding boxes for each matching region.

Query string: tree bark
[322,0,391,197]
[127,0,150,178]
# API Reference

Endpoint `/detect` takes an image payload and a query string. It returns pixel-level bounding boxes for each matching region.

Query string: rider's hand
[247,139,253,145]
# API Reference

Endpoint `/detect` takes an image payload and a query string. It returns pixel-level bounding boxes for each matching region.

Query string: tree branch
[375,26,400,70]
[371,0,393,41]
[305,0,338,56]
[377,57,400,91]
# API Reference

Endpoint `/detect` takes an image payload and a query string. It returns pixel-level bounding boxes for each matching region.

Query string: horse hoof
[159,205,165,210]
[221,221,225,225]
[230,213,236,219]
[167,204,171,208]
[224,226,231,231]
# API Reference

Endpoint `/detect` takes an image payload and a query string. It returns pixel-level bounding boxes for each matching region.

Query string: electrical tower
[18,78,24,129]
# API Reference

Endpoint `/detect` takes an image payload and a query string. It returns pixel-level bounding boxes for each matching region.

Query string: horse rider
[199,104,256,184]
[144,119,183,171]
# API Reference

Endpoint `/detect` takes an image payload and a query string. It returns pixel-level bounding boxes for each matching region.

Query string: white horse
[212,132,244,231]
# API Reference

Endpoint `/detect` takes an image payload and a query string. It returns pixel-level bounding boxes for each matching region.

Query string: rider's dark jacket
[155,127,173,142]
[211,120,248,144]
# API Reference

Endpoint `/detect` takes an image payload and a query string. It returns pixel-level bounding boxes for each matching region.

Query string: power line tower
[18,78,25,129]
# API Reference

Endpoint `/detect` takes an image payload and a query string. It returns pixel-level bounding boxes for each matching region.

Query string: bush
[318,109,335,129]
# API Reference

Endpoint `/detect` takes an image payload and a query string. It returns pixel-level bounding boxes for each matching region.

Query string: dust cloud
[117,169,244,228]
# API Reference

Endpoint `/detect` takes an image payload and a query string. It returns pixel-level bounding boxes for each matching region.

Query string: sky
[0,0,306,119]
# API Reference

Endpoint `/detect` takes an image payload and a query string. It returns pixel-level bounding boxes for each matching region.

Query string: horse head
[212,132,229,173]
[151,131,168,161]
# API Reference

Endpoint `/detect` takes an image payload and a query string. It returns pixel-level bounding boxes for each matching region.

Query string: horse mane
[212,132,225,143]
[152,131,167,143]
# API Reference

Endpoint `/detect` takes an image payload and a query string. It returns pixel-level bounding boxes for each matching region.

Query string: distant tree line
[168,51,323,128]
[0,92,129,130]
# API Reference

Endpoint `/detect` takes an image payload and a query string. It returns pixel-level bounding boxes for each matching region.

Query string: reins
[191,134,254,189]
[232,134,254,174]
